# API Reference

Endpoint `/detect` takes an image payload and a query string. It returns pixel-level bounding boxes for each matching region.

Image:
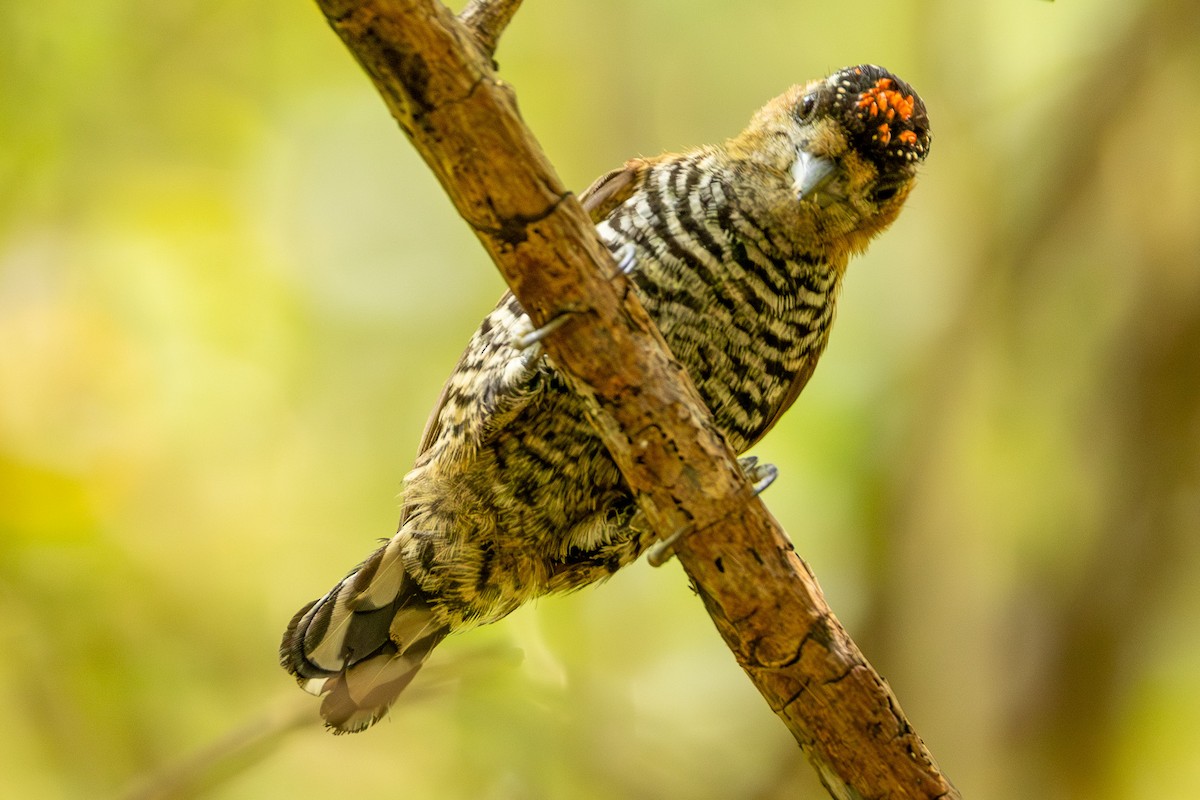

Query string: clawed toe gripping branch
[312,0,958,797]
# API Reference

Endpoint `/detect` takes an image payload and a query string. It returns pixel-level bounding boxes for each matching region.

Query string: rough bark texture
[313,1,959,797]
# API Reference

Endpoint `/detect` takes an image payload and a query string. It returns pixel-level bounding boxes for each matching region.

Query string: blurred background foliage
[2,0,1198,797]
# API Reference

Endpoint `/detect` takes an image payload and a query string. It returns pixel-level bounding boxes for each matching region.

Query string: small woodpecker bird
[281,64,931,732]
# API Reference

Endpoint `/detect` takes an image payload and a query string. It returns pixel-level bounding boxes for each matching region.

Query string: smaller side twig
[458,0,524,57]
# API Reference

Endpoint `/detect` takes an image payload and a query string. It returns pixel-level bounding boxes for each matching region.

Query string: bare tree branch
[312,1,959,796]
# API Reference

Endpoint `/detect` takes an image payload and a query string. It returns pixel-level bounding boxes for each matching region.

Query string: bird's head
[731,64,931,258]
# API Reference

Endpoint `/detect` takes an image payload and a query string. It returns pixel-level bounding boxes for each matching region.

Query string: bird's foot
[738,455,778,495]
[512,312,574,351]
[614,241,637,274]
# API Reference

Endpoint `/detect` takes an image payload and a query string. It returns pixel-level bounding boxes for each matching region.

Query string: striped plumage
[281,64,931,732]
[596,151,841,452]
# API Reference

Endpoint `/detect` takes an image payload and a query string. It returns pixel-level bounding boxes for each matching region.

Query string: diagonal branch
[314,1,959,797]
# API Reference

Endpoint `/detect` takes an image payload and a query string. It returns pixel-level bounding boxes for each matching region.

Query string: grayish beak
[793,151,839,203]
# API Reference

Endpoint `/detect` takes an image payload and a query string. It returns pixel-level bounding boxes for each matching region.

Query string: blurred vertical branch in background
[866,0,1200,798]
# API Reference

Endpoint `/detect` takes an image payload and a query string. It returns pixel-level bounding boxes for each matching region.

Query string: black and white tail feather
[280,535,448,733]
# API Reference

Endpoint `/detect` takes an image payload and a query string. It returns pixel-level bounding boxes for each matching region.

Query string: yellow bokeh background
[3,1,1199,798]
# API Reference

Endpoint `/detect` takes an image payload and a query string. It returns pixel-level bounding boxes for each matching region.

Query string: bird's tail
[280,534,449,733]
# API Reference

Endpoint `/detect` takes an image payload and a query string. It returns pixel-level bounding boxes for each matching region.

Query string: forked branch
[458,0,523,57]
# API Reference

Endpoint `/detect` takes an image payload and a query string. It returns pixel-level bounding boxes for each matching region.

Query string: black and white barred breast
[599,150,839,453]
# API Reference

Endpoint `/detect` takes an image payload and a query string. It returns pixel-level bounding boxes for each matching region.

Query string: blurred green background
[3,0,1199,798]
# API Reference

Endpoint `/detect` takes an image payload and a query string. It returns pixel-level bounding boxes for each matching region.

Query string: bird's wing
[412,365,455,458]
[403,159,657,527]
[750,352,822,447]
[412,159,654,462]
[579,158,652,223]
[412,294,535,457]
[401,295,545,526]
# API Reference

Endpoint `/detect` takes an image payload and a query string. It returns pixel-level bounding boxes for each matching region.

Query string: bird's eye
[872,185,900,204]
[799,93,817,119]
